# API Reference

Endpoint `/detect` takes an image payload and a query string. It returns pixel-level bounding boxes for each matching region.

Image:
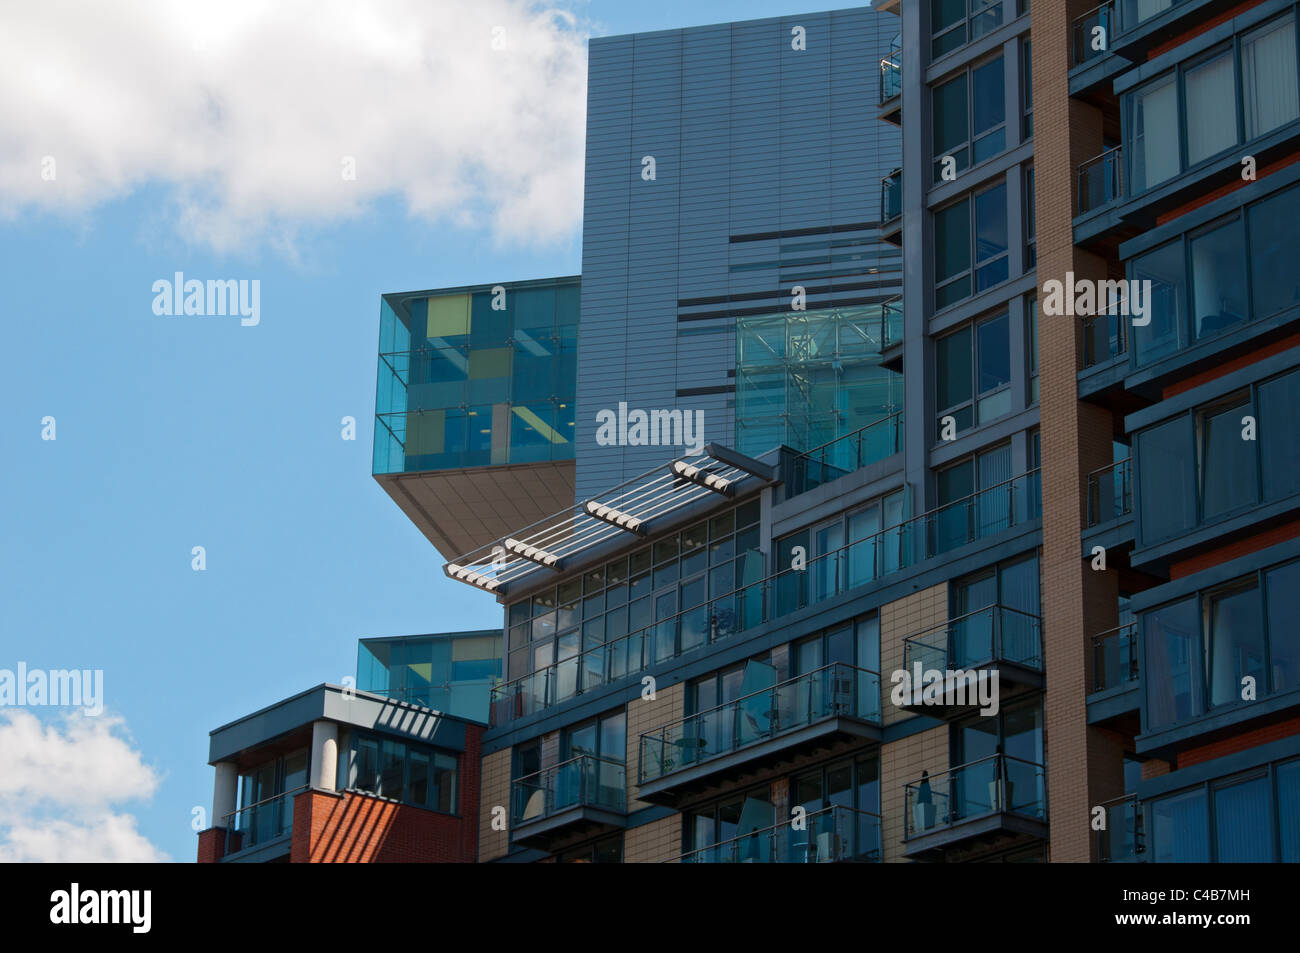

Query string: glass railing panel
[1098,794,1145,861]
[1078,146,1124,214]
[511,755,627,824]
[1086,458,1133,527]
[879,50,901,104]
[1072,2,1116,66]
[905,754,1046,837]
[1092,622,1139,692]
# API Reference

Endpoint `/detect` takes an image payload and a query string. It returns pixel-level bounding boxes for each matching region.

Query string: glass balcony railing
[639,663,881,784]
[490,469,1041,727]
[879,49,902,104]
[1082,308,1128,368]
[510,754,626,826]
[677,805,881,863]
[904,754,1047,839]
[902,604,1044,675]
[881,295,902,349]
[1077,146,1123,215]
[1086,458,1132,527]
[1098,793,1145,862]
[786,410,904,498]
[881,169,902,224]
[225,785,308,855]
[1071,2,1116,66]
[1092,622,1138,693]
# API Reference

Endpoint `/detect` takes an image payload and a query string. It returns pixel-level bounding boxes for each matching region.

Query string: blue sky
[0,0,858,861]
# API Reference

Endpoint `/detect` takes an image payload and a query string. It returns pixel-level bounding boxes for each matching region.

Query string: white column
[311,721,339,792]
[212,761,238,829]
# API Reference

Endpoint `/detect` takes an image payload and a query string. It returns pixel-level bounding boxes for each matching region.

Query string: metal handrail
[674,804,881,863]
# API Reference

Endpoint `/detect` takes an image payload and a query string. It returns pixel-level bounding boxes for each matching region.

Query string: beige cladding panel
[478,747,512,862]
[626,682,684,809]
[625,814,683,864]
[880,582,949,727]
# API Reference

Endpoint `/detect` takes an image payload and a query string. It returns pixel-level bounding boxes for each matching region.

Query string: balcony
[1088,622,1140,727]
[676,805,881,863]
[1071,2,1115,68]
[510,755,627,849]
[1097,793,1146,862]
[490,469,1040,728]
[637,663,881,804]
[880,169,902,245]
[898,606,1044,719]
[903,754,1048,859]
[785,410,903,499]
[880,295,903,371]
[1077,146,1123,217]
[878,50,901,125]
[223,785,307,860]
[1086,458,1133,528]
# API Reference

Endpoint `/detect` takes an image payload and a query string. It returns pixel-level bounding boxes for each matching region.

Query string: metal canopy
[443,445,775,595]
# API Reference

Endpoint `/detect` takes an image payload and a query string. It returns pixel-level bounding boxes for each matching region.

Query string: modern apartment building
[199,0,1300,865]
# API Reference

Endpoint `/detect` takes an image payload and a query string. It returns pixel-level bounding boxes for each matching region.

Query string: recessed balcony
[636,663,881,804]
[880,169,902,245]
[1097,793,1146,862]
[510,754,627,850]
[675,805,881,863]
[1088,622,1140,728]
[878,51,901,126]
[903,754,1048,859]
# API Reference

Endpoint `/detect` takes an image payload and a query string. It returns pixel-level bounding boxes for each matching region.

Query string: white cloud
[0,0,588,253]
[0,710,169,862]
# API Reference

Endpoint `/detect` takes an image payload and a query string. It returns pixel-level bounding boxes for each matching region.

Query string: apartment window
[348,733,457,813]
[935,442,1013,552]
[1249,181,1300,320]
[951,553,1042,667]
[1126,15,1300,195]
[1024,166,1036,269]
[935,312,1012,438]
[1196,393,1256,520]
[1205,580,1264,709]
[775,489,906,611]
[1129,73,1180,192]
[1259,369,1300,500]
[1184,50,1237,166]
[1190,215,1248,342]
[935,182,1008,309]
[1151,758,1300,862]
[504,498,762,694]
[1027,297,1039,403]
[235,749,309,848]
[932,0,1002,58]
[682,785,773,861]
[1145,557,1300,729]
[1129,239,1186,365]
[1151,787,1209,862]
[1242,14,1299,139]
[1021,38,1033,139]
[932,56,1006,179]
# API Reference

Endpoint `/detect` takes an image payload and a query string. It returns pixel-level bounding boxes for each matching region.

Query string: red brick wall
[290,723,483,863]
[196,827,236,864]
[1162,333,1300,398]
[1179,717,1300,767]
[1169,520,1300,579]
[1147,0,1269,59]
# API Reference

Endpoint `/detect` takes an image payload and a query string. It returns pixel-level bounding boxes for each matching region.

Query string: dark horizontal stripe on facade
[728,221,883,243]
[674,385,735,397]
